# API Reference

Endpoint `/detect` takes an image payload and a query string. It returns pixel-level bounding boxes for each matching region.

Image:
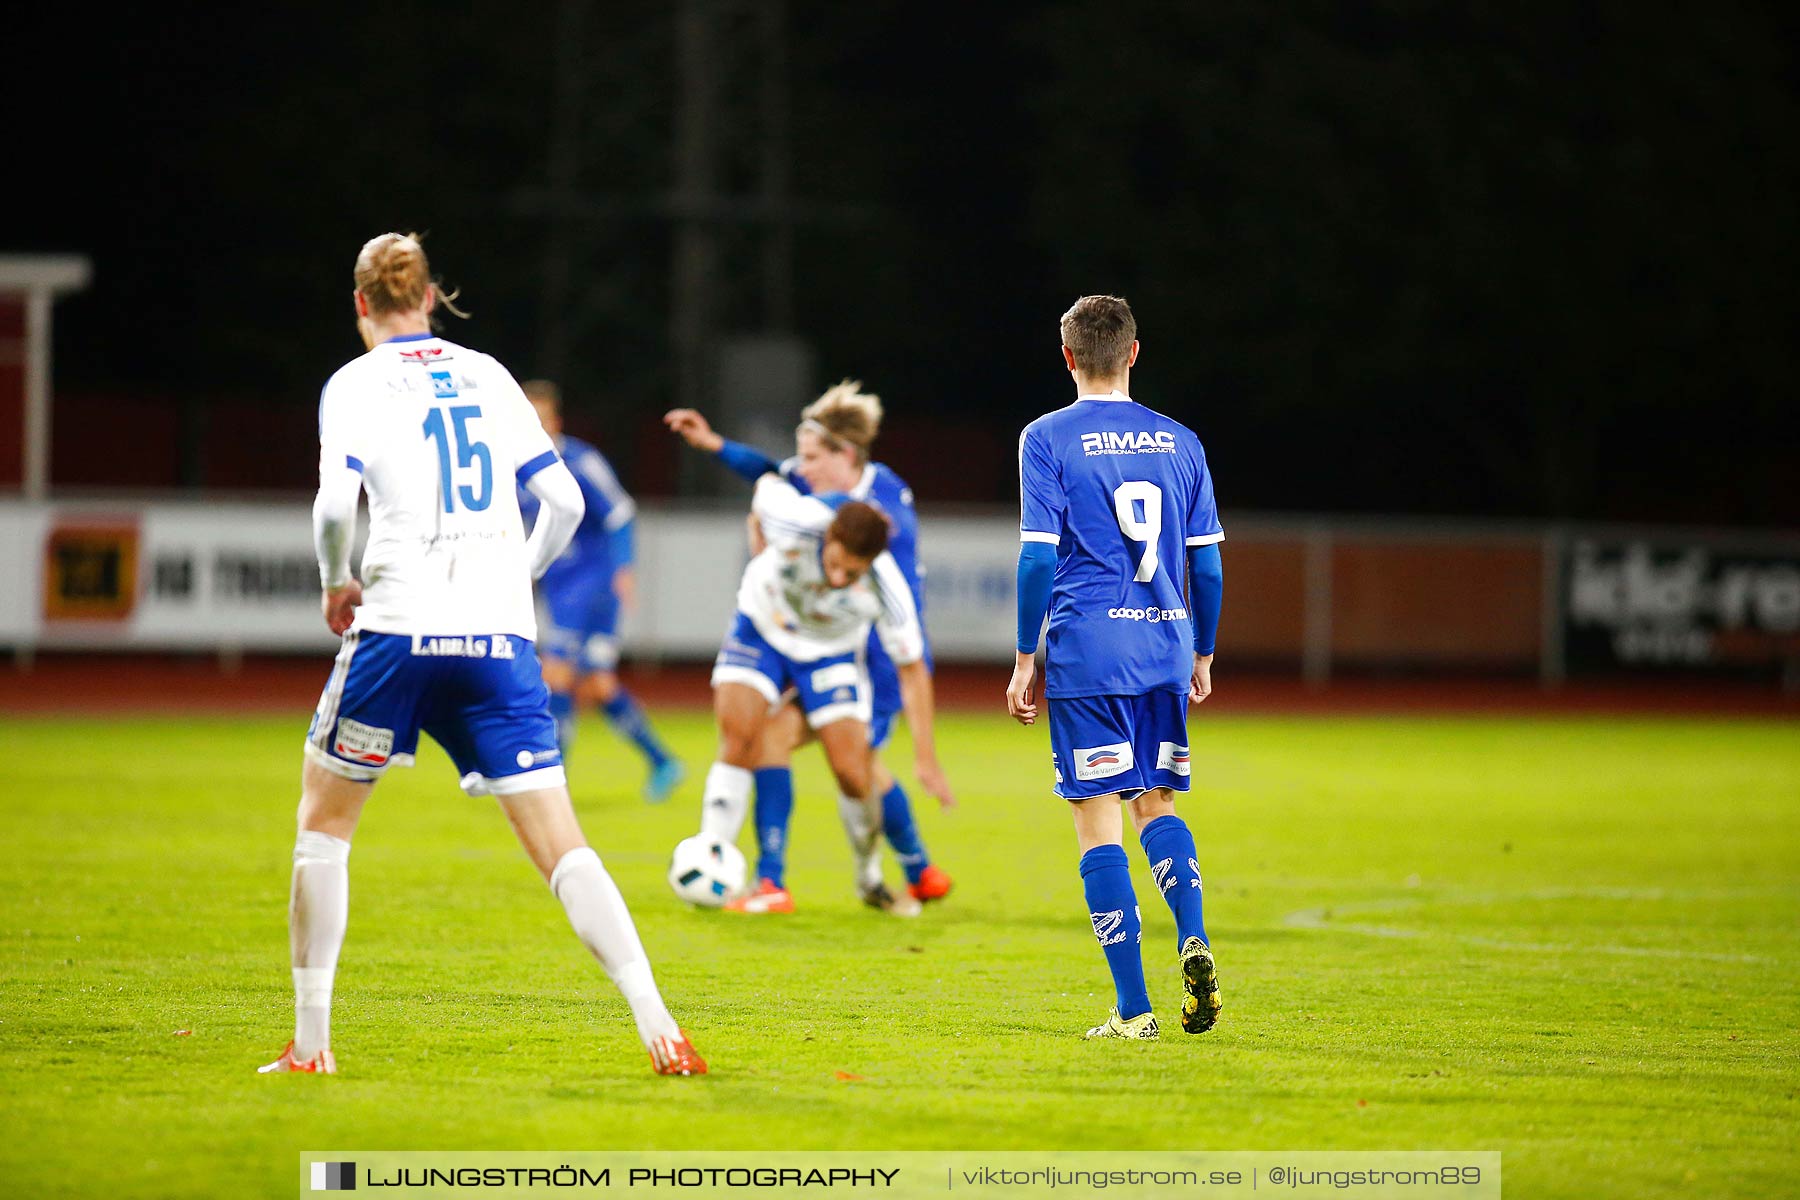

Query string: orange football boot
[648,1031,708,1076]
[908,864,954,903]
[258,1040,337,1074]
[723,878,795,914]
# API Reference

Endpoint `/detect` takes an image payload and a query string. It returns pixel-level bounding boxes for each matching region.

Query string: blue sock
[1139,814,1209,950]
[548,690,577,753]
[753,767,794,888]
[1079,844,1150,1020]
[600,691,673,769]
[880,782,930,884]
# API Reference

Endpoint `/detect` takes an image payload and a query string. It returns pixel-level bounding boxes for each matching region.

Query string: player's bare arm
[664,408,724,452]
[1006,651,1039,725]
[321,581,362,636]
[1191,652,1214,704]
[897,657,954,808]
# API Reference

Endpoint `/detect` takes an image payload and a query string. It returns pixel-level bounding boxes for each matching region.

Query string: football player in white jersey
[695,475,952,908]
[261,232,705,1077]
[667,390,953,915]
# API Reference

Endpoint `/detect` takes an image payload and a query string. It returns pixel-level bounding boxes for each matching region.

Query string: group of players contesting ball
[261,231,1224,1079]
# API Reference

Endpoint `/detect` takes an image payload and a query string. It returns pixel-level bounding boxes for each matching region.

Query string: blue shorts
[539,579,621,673]
[304,630,565,796]
[1048,691,1191,801]
[710,612,871,731]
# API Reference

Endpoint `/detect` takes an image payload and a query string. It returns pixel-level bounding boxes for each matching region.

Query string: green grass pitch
[1,708,1796,1198]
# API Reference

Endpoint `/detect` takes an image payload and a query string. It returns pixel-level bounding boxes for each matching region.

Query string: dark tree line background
[8,1,1797,524]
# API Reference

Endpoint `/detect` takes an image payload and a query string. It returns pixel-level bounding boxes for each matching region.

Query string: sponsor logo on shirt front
[1156,742,1191,776]
[1107,606,1189,622]
[334,718,394,765]
[1080,430,1177,456]
[1073,741,1134,781]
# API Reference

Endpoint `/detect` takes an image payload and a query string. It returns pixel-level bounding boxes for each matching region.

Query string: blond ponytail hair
[353,231,469,323]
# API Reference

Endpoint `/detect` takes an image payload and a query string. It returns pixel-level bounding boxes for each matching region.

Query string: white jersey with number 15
[317,333,558,639]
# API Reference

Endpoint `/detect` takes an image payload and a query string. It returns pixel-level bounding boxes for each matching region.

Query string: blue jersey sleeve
[569,449,637,534]
[1184,439,1224,546]
[1016,541,1056,653]
[609,518,636,568]
[715,438,782,485]
[1018,424,1065,543]
[1187,542,1222,655]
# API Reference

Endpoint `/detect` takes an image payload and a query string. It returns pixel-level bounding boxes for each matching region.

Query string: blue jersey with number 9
[1018,392,1222,699]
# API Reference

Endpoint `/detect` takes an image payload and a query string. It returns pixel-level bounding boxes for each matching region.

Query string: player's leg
[438,637,703,1075]
[537,588,586,753]
[495,783,703,1074]
[266,630,418,1074]
[722,700,802,913]
[264,760,371,1074]
[704,615,786,846]
[1124,692,1219,1033]
[842,640,945,898]
[1127,788,1209,951]
[1069,792,1155,1038]
[580,595,683,802]
[1051,693,1156,1038]
[867,749,952,902]
[795,650,916,914]
[749,702,806,892]
[816,719,918,915]
[703,683,772,844]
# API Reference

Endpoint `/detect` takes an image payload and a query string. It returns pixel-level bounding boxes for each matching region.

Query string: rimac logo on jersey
[1081,430,1177,456]
[1074,741,1134,781]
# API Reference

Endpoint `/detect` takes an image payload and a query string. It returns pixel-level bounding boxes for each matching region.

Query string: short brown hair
[1060,295,1137,377]
[827,501,890,560]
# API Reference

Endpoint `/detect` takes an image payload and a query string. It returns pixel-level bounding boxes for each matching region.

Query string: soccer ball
[667,834,746,907]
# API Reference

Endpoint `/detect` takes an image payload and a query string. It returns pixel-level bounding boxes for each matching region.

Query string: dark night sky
[7,1,1798,524]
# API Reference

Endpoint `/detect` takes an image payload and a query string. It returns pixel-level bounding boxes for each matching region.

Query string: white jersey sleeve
[869,551,924,665]
[752,474,832,543]
[314,376,368,589]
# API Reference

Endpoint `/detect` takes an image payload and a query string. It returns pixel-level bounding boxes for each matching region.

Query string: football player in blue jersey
[520,381,684,804]
[666,383,953,914]
[1007,295,1225,1040]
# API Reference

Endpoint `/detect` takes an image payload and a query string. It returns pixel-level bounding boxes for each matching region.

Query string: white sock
[550,847,681,1046]
[699,763,753,843]
[838,792,882,891]
[290,829,351,1059]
